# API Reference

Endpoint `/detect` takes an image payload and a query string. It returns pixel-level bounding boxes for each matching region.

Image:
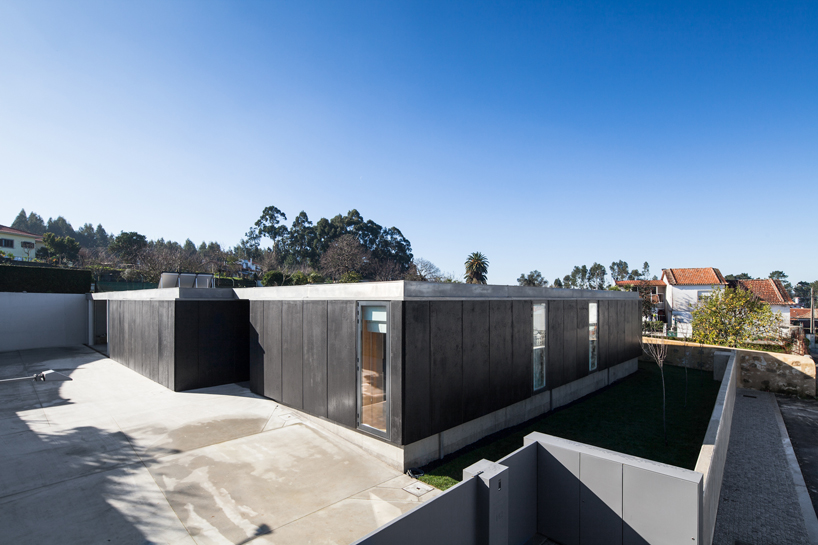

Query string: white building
[661,267,728,337]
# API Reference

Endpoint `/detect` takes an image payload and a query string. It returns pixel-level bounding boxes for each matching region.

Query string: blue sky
[1,1,816,284]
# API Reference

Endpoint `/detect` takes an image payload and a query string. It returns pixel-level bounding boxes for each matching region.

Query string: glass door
[358,303,389,437]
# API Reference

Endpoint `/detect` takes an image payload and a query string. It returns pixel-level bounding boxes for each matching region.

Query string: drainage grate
[403,482,434,497]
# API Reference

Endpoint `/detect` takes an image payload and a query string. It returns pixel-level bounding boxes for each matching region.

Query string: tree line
[517,260,655,289]
[7,206,429,285]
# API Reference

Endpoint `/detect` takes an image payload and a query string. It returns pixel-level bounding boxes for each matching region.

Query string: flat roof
[91,281,640,301]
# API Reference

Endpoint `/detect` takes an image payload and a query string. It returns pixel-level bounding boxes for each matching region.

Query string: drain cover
[403,482,434,497]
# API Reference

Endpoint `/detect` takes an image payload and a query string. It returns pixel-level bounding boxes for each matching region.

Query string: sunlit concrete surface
[0,346,439,545]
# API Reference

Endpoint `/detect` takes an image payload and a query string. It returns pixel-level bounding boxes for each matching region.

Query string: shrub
[262,270,285,287]
[340,271,362,283]
[290,271,309,285]
[308,272,324,284]
[0,264,92,294]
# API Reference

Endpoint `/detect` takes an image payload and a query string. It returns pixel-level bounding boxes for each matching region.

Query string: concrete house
[661,267,728,337]
[0,225,43,261]
[91,281,642,470]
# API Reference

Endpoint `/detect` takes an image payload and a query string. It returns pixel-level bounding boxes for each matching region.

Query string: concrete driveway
[0,346,438,545]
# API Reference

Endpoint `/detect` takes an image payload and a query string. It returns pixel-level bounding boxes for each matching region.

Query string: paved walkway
[0,347,438,545]
[713,390,812,545]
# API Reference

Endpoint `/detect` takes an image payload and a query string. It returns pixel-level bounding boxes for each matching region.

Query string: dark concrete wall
[249,300,404,444]
[403,298,642,445]
[248,296,640,447]
[174,300,250,391]
[108,300,175,390]
[108,299,249,392]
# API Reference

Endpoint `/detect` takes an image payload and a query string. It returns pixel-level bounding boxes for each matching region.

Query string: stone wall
[737,350,815,398]
[641,338,817,398]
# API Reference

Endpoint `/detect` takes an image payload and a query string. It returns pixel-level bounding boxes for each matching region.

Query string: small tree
[464,252,489,284]
[691,286,782,348]
[518,270,547,287]
[320,234,369,281]
[640,334,669,446]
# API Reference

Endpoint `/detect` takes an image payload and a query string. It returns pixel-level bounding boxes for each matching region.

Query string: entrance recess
[357,303,389,438]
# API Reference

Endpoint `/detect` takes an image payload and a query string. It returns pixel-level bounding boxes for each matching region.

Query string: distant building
[791,308,816,334]
[731,278,794,323]
[0,225,44,261]
[661,267,728,336]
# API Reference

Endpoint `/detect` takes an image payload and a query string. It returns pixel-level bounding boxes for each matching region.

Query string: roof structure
[0,225,43,241]
[615,280,665,287]
[790,308,817,320]
[661,268,727,286]
[735,279,794,305]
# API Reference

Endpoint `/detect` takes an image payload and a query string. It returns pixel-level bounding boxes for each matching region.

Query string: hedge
[215,277,257,288]
[0,265,92,294]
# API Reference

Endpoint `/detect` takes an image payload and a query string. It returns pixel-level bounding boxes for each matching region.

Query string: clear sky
[1,1,816,285]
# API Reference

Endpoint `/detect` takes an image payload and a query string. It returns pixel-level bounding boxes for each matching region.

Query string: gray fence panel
[538,441,581,545]
[498,443,538,545]
[403,301,431,444]
[579,452,622,545]
[622,464,701,545]
[697,351,738,545]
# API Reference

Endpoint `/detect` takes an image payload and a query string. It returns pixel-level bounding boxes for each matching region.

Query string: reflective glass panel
[533,303,546,390]
[589,302,598,371]
[360,305,388,433]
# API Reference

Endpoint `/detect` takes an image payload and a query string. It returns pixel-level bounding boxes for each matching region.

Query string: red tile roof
[0,225,43,241]
[736,279,794,305]
[791,308,817,320]
[662,268,727,286]
[615,280,666,287]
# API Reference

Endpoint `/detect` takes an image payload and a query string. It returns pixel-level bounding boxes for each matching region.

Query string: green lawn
[418,361,721,490]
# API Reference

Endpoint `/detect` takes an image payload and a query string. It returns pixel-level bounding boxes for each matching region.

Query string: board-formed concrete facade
[234,282,643,463]
[93,282,641,469]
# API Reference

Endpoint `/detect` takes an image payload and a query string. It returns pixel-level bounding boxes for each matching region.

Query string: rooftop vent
[158,272,215,289]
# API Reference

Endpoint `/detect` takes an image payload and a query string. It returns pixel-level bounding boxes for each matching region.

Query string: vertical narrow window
[589,302,598,371]
[359,304,389,436]
[533,303,547,390]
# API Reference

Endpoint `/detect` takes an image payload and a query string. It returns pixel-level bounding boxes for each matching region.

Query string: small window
[533,303,546,390]
[0,239,13,248]
[589,302,598,371]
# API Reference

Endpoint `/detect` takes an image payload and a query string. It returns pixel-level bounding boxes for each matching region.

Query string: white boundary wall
[695,350,738,545]
[0,292,87,351]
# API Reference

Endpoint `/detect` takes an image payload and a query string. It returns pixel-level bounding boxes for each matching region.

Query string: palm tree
[464,252,489,284]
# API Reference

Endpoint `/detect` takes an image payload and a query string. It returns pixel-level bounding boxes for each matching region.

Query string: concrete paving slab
[0,347,431,545]
[147,423,400,542]
[0,462,196,545]
[266,498,420,545]
[0,407,48,437]
[0,424,140,499]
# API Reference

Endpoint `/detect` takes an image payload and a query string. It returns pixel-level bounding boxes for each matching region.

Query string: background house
[662,267,728,337]
[791,308,816,334]
[731,278,794,323]
[0,225,43,261]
